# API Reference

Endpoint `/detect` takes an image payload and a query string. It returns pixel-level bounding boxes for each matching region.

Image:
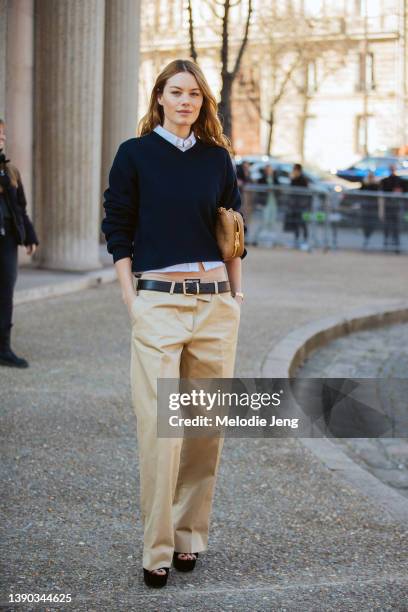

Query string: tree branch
[187,0,198,62]
[231,0,253,79]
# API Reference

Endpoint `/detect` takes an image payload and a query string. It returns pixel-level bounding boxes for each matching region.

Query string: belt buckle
[183,278,200,295]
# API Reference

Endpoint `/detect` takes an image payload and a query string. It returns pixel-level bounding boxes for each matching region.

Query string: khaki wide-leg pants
[130,283,241,571]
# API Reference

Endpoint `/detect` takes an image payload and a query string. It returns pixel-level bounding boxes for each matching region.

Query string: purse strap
[232,212,241,258]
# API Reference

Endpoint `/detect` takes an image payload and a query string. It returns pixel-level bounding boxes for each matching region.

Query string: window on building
[354,0,381,16]
[159,0,170,28]
[355,0,363,15]
[304,0,324,15]
[357,52,375,91]
[356,114,376,153]
[304,115,321,162]
[356,115,366,153]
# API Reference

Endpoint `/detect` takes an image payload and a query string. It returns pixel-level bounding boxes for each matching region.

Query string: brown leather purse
[215,206,245,261]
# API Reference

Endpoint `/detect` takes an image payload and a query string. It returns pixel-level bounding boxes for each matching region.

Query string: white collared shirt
[154,123,196,151]
[136,124,224,274]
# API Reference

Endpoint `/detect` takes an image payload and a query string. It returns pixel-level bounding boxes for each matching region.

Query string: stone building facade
[0,0,141,271]
[1,0,407,270]
[139,0,408,170]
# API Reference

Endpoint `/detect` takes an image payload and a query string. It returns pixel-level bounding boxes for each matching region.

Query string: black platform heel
[143,567,169,588]
[173,551,199,572]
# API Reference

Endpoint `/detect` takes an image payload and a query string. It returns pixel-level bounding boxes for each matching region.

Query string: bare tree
[241,50,302,155]
[187,0,253,140]
[238,3,351,158]
[237,3,304,155]
[187,0,198,62]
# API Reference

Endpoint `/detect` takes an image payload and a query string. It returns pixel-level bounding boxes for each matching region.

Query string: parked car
[336,156,408,182]
[247,160,354,193]
[239,160,355,237]
[234,154,279,167]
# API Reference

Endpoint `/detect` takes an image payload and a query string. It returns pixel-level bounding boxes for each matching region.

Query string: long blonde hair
[138,59,232,153]
[0,119,18,191]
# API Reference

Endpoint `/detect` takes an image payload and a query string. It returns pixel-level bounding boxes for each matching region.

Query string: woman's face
[157,71,203,132]
[0,123,6,150]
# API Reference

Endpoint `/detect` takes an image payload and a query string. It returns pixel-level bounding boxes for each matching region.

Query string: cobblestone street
[1,248,408,610]
[298,322,408,498]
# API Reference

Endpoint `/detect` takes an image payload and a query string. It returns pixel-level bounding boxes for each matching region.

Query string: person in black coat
[0,119,39,367]
[359,172,379,249]
[285,163,310,246]
[379,165,407,253]
[236,161,252,241]
[245,164,278,245]
[255,165,280,246]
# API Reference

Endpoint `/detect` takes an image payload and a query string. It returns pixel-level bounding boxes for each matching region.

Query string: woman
[0,119,39,368]
[101,59,246,588]
[286,163,309,248]
[359,171,379,249]
[256,164,279,247]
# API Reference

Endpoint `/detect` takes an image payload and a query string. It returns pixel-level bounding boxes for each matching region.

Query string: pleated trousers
[130,282,240,570]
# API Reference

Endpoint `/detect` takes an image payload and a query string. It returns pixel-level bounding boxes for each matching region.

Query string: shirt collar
[154,124,196,149]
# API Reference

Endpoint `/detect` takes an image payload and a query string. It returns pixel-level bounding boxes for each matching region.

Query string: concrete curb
[14,266,117,305]
[262,300,408,378]
[261,300,408,524]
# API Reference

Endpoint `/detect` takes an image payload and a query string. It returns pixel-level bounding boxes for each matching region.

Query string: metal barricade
[241,184,408,254]
[242,184,325,251]
[329,189,408,253]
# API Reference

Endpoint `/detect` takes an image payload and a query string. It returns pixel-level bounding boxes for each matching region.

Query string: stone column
[1,0,34,266]
[0,0,7,119]
[5,0,34,223]
[34,0,105,270]
[100,0,141,215]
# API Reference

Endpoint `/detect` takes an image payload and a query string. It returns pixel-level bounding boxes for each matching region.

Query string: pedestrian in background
[236,160,252,244]
[379,164,407,254]
[245,163,279,246]
[0,119,39,368]
[284,163,310,249]
[359,172,379,250]
[236,160,251,188]
[255,164,279,247]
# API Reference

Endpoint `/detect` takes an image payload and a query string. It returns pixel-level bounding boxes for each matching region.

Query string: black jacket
[291,174,309,188]
[379,173,407,221]
[0,164,39,245]
[379,174,408,193]
[290,174,310,211]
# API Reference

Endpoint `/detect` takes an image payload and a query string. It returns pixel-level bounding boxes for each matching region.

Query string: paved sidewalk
[14,249,115,304]
[1,247,408,610]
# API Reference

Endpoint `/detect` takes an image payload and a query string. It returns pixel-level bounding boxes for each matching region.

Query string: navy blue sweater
[101,130,247,273]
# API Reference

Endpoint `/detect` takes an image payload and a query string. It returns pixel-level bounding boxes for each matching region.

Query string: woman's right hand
[123,289,137,319]
[114,258,137,319]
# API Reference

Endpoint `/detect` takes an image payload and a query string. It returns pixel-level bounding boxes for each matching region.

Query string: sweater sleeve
[222,150,248,260]
[101,141,139,263]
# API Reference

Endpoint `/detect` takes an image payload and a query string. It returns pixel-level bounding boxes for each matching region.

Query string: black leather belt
[137,278,231,295]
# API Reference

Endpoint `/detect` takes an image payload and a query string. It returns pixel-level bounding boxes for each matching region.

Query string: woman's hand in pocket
[123,288,137,319]
[233,294,244,307]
